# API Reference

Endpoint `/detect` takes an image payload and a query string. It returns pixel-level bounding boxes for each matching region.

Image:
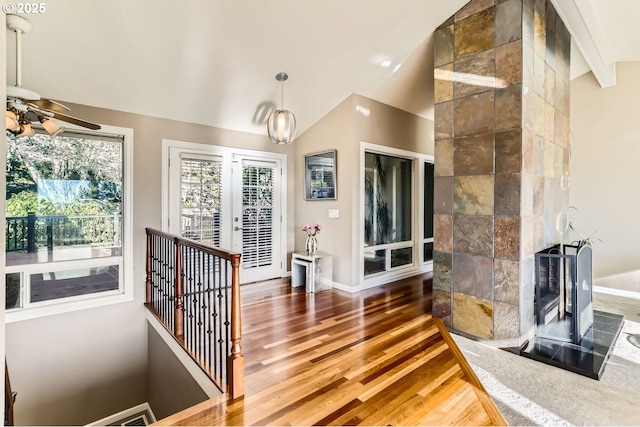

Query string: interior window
[424,162,434,262]
[363,152,413,276]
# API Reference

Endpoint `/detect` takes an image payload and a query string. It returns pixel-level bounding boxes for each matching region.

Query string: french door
[231,157,282,283]
[167,144,283,284]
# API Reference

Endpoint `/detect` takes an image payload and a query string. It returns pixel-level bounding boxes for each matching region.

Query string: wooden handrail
[5,360,15,426]
[146,228,237,261]
[145,227,244,398]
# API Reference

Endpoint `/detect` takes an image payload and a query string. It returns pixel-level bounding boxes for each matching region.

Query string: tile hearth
[519,310,624,379]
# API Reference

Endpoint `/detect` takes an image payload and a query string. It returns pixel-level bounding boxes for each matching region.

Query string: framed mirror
[305,150,337,200]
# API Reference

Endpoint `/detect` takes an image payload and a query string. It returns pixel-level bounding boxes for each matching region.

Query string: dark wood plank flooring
[155,274,506,426]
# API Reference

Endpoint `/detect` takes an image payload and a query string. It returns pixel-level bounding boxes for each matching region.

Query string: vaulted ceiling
[5,0,640,137]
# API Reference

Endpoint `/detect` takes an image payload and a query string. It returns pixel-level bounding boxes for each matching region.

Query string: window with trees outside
[5,125,132,320]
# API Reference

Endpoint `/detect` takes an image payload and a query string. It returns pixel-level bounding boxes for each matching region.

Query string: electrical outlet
[328,209,340,219]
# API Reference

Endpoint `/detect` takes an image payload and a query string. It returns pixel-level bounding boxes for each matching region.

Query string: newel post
[174,237,184,338]
[145,229,152,304]
[228,253,245,398]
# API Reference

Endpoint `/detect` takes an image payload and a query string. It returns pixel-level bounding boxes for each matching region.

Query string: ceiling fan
[5,13,101,138]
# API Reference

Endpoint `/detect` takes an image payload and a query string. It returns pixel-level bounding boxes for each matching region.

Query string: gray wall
[6,303,147,425]
[148,326,208,420]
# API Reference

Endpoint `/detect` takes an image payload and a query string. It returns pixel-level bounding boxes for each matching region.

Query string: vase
[305,235,318,255]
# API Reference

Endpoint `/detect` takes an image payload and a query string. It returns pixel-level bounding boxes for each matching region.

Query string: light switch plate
[328,209,340,219]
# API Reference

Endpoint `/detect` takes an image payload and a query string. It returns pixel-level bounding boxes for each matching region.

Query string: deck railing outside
[145,228,244,398]
[6,212,121,253]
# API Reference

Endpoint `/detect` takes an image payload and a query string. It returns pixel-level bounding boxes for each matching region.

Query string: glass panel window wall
[364,152,413,276]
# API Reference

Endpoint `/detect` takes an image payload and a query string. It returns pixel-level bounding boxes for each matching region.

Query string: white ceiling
[5,0,640,137]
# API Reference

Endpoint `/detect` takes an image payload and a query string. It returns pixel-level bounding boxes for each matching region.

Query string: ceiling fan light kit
[39,116,64,138]
[5,110,20,133]
[267,72,296,145]
[16,115,34,137]
[5,14,101,138]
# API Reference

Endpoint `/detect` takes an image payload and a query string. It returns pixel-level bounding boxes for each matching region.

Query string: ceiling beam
[550,0,616,87]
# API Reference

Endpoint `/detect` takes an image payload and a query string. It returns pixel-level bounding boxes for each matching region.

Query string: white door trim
[161,139,288,280]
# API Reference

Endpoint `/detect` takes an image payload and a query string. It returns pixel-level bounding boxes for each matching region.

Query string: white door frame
[161,139,288,281]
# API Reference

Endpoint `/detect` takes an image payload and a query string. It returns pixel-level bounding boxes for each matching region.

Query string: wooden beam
[550,0,616,87]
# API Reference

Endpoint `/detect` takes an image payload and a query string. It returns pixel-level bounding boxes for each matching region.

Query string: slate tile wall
[433,0,570,345]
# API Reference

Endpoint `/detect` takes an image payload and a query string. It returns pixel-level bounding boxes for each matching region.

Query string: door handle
[234,226,243,231]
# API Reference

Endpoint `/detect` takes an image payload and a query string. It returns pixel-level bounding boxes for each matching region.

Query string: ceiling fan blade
[51,112,101,130]
[28,98,71,112]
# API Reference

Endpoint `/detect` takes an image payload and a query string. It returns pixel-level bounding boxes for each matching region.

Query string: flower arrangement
[302,224,322,236]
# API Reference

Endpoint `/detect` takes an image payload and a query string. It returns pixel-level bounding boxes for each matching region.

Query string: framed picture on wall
[304,150,337,200]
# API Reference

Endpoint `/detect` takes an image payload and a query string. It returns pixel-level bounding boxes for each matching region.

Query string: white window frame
[358,142,433,289]
[5,124,134,323]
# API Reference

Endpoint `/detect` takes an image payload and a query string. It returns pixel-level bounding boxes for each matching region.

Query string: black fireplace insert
[534,243,594,344]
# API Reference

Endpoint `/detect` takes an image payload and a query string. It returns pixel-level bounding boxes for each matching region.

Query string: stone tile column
[432,0,571,346]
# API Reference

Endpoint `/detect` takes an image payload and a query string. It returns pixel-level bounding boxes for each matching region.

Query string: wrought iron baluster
[144,228,243,397]
[206,251,212,374]
[222,258,229,385]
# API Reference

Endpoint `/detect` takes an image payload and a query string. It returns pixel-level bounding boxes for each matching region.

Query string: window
[364,152,413,276]
[361,143,434,286]
[424,162,434,262]
[5,125,132,321]
[180,155,222,246]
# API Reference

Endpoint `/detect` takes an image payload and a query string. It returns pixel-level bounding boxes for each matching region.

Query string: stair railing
[145,228,244,398]
[5,360,16,426]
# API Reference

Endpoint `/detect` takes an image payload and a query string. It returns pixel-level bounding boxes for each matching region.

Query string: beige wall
[294,96,355,286]
[1,22,7,425]
[570,62,640,279]
[294,94,434,287]
[5,103,295,425]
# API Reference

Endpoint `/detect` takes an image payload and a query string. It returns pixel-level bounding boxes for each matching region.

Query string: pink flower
[302,223,322,236]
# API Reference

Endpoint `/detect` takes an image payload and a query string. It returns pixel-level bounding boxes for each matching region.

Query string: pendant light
[267,72,296,144]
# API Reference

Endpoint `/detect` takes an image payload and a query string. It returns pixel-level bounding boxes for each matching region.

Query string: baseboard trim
[330,281,353,293]
[593,286,640,300]
[332,265,432,294]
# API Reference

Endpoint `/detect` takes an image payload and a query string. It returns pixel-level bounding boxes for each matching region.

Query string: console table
[291,252,333,293]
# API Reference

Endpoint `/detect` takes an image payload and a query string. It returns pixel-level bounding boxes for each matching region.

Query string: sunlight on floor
[612,320,640,365]
[471,364,571,426]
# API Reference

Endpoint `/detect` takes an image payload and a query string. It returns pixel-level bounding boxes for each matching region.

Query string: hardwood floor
[155,274,507,426]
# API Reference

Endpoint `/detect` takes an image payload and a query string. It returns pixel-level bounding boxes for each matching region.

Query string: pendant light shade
[267,72,296,144]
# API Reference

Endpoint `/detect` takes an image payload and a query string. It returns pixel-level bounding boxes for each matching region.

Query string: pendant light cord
[280,79,284,110]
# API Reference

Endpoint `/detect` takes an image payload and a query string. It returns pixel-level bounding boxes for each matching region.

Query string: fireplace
[534,243,594,344]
